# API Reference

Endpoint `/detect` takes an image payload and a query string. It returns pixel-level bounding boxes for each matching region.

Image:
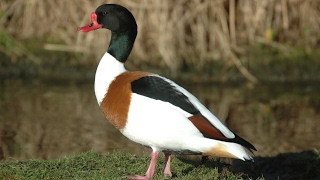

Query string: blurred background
[0,0,319,160]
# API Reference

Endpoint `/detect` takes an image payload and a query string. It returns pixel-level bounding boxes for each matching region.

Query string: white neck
[94,52,126,105]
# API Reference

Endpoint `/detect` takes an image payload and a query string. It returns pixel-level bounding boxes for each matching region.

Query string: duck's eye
[103,12,107,15]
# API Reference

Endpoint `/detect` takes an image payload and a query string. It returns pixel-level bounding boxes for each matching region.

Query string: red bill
[78,12,102,32]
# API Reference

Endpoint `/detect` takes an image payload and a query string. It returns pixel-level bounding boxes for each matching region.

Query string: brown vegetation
[1,0,320,82]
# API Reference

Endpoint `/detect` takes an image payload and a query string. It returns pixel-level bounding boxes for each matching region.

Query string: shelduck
[78,4,256,180]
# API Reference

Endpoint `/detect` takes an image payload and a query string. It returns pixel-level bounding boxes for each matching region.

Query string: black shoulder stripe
[131,76,200,115]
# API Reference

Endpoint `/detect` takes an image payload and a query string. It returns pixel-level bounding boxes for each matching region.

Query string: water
[0,79,319,160]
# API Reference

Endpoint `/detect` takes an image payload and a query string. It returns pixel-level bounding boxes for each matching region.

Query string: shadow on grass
[234,150,320,179]
[176,150,320,180]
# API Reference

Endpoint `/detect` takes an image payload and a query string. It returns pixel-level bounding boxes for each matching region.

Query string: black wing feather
[131,76,199,115]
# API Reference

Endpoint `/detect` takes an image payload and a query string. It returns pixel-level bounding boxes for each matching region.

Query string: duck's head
[78,4,137,62]
[78,4,137,34]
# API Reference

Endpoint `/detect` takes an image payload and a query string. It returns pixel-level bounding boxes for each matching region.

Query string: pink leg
[127,152,160,180]
[163,153,172,178]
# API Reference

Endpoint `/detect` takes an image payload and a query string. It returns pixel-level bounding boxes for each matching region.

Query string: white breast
[94,52,126,105]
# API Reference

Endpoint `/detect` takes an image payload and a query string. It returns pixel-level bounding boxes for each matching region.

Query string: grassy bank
[0,150,319,179]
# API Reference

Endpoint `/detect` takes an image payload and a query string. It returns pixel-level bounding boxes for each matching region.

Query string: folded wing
[131,75,256,152]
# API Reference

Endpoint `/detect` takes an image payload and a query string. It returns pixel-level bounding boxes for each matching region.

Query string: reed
[1,0,319,82]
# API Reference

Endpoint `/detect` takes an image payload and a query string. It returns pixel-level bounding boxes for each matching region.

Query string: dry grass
[1,0,320,82]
